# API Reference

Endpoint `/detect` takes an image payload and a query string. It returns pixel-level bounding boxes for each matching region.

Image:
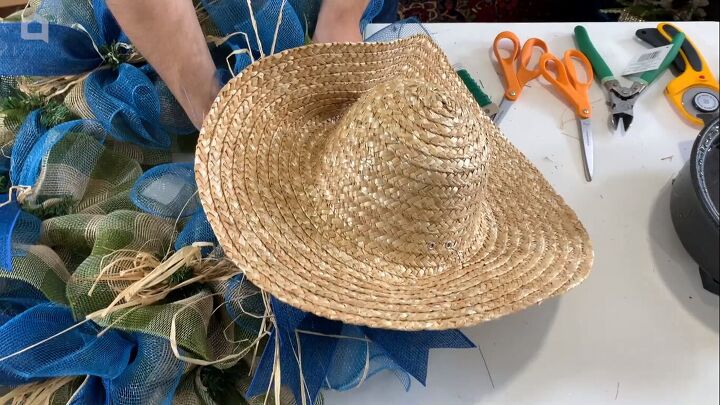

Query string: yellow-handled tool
[637,23,719,127]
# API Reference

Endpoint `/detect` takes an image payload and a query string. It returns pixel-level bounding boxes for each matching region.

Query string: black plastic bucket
[671,117,720,294]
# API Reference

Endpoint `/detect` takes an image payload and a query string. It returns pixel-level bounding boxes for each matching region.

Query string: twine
[0,318,93,363]
[244,0,265,58]
[270,0,289,56]
[208,0,290,77]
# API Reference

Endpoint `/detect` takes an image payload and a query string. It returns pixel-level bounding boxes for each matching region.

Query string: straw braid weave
[195,36,593,330]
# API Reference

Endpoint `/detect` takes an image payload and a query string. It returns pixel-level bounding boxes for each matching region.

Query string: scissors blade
[579,118,593,182]
[493,98,514,125]
[614,122,626,138]
[482,102,500,121]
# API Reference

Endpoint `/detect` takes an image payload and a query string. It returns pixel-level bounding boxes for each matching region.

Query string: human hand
[313,0,372,43]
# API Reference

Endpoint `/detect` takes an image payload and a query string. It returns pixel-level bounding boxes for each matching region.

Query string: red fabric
[399,0,524,22]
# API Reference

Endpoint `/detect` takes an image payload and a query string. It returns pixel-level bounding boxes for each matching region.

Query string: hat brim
[196,36,593,330]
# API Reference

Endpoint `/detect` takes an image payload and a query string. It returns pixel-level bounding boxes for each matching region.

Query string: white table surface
[325,22,720,405]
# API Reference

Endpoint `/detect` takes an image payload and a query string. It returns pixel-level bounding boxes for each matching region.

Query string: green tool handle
[574,25,614,82]
[456,69,492,107]
[637,31,685,85]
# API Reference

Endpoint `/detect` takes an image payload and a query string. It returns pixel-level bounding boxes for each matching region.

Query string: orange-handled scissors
[492,31,548,124]
[539,50,595,181]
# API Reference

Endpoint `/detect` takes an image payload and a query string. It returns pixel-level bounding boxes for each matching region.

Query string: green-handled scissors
[574,25,685,136]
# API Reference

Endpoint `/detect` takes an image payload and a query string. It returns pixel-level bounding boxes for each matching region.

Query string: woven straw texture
[196,35,593,331]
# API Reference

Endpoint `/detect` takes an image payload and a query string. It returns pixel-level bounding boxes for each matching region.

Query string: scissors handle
[540,50,594,119]
[493,32,548,100]
[574,25,614,82]
[493,32,522,100]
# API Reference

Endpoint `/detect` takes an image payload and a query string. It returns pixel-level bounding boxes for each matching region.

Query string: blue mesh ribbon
[68,377,107,404]
[246,297,476,404]
[0,303,135,386]
[0,301,184,403]
[247,298,341,403]
[0,265,182,401]
[9,110,46,186]
[130,162,199,218]
[84,64,172,148]
[90,0,128,45]
[104,332,185,405]
[175,205,218,255]
[0,190,41,272]
[0,23,101,76]
[0,0,125,76]
[1,1,192,148]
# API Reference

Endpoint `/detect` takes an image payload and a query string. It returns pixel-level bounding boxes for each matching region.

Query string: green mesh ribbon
[106,140,173,167]
[3,204,276,403]
[46,211,245,363]
[65,210,175,316]
[95,290,227,362]
[3,207,273,403]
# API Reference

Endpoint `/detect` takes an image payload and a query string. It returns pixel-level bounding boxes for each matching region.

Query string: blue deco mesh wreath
[0,1,475,404]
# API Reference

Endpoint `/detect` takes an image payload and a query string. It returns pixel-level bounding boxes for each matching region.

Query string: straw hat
[195,35,593,330]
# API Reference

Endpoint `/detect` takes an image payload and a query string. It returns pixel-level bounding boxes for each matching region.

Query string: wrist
[170,65,220,129]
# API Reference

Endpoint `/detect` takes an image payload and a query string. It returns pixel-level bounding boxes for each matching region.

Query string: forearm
[107,0,219,129]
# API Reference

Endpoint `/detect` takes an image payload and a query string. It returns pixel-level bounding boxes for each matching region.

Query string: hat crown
[314,78,491,273]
